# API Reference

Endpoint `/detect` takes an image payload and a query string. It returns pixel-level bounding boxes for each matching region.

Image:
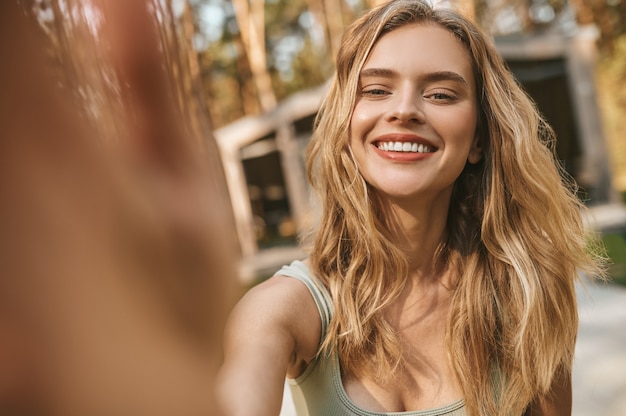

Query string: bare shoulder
[218,273,322,414]
[224,272,322,374]
[228,273,320,333]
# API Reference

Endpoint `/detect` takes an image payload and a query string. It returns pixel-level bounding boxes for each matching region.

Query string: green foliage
[191,0,626,131]
[603,231,626,286]
[189,0,370,127]
[272,36,333,100]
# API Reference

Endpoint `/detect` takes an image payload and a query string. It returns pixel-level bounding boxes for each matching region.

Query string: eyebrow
[359,68,469,86]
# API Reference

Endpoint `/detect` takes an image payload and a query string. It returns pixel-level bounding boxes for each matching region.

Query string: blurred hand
[0,1,236,415]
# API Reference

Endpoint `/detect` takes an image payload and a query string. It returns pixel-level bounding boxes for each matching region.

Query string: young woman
[218,1,605,415]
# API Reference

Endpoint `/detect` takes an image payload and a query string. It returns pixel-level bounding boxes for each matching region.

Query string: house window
[241,137,297,249]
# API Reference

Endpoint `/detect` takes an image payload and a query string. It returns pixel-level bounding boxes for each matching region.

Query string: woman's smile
[371,133,437,162]
[376,142,435,154]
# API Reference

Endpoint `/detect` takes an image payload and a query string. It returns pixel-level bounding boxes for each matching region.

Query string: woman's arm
[217,275,321,416]
[525,370,572,416]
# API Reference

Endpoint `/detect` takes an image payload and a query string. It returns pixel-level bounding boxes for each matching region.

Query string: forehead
[362,23,474,83]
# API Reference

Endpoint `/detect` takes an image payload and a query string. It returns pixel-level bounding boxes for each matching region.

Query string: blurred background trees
[188,0,625,194]
[186,1,625,120]
[203,0,624,190]
[28,0,626,193]
[26,0,626,278]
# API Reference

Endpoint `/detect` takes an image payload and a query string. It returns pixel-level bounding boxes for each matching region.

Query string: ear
[467,134,483,164]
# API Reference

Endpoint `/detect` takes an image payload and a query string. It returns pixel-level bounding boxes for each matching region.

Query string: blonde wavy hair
[305,0,606,415]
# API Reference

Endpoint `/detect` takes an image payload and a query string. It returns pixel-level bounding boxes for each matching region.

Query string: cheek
[434,102,476,124]
[432,106,477,143]
[350,103,376,135]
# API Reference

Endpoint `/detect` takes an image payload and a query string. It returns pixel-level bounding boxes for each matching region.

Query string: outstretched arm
[217,275,321,416]
[0,1,234,414]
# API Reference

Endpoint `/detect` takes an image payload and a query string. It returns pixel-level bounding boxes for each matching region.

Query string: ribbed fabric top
[276,260,466,416]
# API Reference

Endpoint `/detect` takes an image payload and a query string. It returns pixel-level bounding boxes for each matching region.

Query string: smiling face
[349,23,482,208]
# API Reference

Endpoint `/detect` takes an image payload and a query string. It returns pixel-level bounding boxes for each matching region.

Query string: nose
[386,88,425,124]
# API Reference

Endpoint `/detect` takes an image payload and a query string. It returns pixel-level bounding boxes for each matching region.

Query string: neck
[380,194,451,280]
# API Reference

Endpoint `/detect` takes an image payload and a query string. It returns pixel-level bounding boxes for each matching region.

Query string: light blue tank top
[276,260,466,416]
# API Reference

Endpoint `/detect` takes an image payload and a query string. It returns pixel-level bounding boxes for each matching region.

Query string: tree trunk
[234,35,261,116]
[570,0,615,52]
[569,0,595,25]
[322,0,345,63]
[231,0,277,113]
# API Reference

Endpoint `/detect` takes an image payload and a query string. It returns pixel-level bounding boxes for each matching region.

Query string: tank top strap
[275,260,333,343]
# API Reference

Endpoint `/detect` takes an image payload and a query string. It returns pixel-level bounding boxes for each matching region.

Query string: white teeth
[378,141,433,153]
